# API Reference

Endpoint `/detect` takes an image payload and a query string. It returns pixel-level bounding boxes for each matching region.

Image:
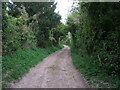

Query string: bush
[67,2,120,76]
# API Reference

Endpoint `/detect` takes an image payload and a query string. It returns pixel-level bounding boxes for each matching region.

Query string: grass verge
[2,45,63,88]
[71,51,120,88]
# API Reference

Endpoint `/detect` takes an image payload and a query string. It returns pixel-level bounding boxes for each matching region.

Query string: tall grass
[71,50,120,88]
[2,45,63,88]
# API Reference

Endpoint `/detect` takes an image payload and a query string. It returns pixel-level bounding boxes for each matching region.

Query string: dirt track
[11,46,89,88]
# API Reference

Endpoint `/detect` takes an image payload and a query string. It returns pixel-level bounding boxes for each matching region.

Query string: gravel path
[11,46,89,88]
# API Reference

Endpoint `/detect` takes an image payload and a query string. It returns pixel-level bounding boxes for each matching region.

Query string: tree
[7,2,61,47]
[66,2,120,75]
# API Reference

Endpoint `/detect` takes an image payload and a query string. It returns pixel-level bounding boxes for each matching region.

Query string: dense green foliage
[3,11,36,54]
[2,45,63,88]
[71,50,119,88]
[67,2,120,76]
[12,2,61,47]
[67,2,120,88]
[2,2,62,54]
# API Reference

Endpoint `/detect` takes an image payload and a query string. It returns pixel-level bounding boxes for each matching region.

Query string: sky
[55,0,74,24]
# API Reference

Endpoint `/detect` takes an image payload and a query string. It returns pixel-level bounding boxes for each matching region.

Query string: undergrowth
[71,50,120,88]
[2,45,63,88]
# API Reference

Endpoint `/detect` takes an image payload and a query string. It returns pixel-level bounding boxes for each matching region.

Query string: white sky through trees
[55,0,74,24]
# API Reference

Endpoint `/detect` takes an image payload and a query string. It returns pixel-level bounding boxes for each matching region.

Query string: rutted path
[11,46,89,88]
